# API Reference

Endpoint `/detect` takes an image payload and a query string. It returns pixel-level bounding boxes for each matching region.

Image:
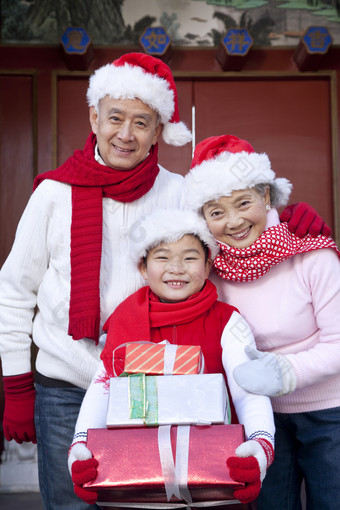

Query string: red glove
[280,202,331,238]
[227,438,274,504]
[3,371,36,444]
[69,442,98,505]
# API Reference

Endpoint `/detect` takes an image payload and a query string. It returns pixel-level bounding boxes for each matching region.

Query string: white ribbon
[163,344,178,375]
[175,426,192,503]
[158,425,182,501]
[158,425,192,503]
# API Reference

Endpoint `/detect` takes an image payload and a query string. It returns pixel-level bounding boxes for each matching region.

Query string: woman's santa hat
[129,208,219,264]
[183,135,292,211]
[86,52,192,147]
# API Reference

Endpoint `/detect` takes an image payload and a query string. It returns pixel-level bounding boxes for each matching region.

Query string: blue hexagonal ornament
[140,27,171,56]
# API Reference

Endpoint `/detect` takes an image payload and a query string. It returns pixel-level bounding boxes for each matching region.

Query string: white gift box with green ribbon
[106,373,231,428]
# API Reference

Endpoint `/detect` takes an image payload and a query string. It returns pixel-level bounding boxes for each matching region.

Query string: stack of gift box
[85,342,245,507]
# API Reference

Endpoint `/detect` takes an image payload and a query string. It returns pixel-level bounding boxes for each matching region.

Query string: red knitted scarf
[101,280,218,377]
[213,222,340,282]
[33,133,159,343]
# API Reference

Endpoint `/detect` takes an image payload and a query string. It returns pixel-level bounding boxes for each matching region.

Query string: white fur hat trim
[86,63,192,146]
[129,208,219,264]
[183,151,292,211]
[87,63,174,122]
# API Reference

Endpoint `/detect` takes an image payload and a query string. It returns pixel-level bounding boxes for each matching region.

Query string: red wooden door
[0,72,36,265]
[54,72,337,235]
[194,74,336,230]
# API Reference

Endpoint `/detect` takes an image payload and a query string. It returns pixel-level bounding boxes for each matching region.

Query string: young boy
[68,209,275,506]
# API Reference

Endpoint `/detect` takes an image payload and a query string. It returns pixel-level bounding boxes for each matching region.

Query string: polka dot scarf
[213,222,340,282]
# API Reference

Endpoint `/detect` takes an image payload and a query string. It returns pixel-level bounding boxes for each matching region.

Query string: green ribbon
[128,373,158,425]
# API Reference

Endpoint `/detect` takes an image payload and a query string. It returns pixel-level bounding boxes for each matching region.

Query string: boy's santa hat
[129,208,219,264]
[183,135,292,211]
[87,52,192,147]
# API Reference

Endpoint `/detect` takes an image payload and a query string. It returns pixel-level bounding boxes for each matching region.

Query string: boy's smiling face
[138,235,212,303]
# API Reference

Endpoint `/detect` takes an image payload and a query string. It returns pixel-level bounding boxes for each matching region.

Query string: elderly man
[0,53,191,510]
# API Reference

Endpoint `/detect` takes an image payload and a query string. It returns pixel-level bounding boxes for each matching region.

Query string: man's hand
[280,202,331,238]
[3,372,36,443]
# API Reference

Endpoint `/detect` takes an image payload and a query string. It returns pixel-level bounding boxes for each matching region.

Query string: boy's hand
[227,438,274,504]
[68,441,98,504]
[3,371,36,443]
[280,202,331,238]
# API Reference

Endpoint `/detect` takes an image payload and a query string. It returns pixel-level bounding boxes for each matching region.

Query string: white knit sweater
[0,166,183,389]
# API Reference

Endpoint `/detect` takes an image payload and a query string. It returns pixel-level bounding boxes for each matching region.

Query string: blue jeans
[257,407,340,510]
[35,383,100,510]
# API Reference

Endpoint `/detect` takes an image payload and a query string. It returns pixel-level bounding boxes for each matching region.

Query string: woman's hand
[233,345,296,397]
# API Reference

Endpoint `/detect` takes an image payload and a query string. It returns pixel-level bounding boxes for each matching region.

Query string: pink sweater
[211,209,340,414]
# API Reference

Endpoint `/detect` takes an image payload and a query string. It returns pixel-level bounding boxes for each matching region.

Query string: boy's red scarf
[33,133,159,343]
[213,222,340,282]
[101,280,218,378]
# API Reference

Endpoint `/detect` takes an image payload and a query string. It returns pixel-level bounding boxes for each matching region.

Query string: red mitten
[69,442,98,504]
[72,458,98,504]
[72,457,98,486]
[227,438,274,504]
[3,371,36,444]
[227,456,261,503]
[280,202,331,238]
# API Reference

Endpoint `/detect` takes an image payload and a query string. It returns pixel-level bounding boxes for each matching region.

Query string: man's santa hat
[129,208,219,264]
[183,135,292,211]
[87,52,192,147]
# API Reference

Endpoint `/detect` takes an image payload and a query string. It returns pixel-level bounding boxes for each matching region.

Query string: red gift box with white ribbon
[84,424,245,507]
[113,342,204,377]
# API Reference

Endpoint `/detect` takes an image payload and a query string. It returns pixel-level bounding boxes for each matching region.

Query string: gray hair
[254,183,284,209]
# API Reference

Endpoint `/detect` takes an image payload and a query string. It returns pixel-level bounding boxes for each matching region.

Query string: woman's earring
[266,204,271,211]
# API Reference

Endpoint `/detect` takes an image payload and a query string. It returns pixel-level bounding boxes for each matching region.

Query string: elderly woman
[183,134,340,510]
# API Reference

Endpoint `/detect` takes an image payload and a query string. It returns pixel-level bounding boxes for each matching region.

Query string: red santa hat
[129,208,219,264]
[86,52,192,146]
[183,135,292,211]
